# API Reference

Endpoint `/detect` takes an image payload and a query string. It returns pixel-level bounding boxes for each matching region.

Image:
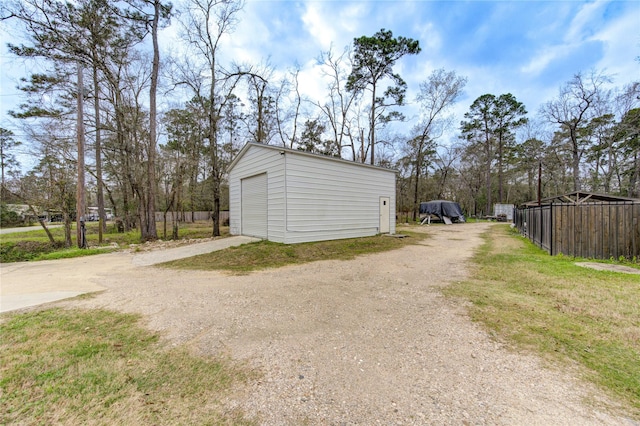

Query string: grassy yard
[2,224,638,421]
[0,221,225,263]
[0,308,255,425]
[0,230,428,423]
[162,230,427,273]
[445,224,640,416]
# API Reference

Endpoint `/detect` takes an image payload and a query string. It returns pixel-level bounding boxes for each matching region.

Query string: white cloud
[565,0,608,43]
[302,2,369,51]
[226,4,273,64]
[520,44,573,76]
[413,21,441,53]
[590,9,640,84]
[301,3,338,51]
[520,1,628,78]
[298,59,330,105]
[337,4,366,35]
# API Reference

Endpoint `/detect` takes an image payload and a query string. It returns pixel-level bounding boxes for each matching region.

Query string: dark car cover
[419,200,465,222]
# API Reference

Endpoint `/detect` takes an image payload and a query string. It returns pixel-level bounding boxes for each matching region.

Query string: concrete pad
[0,236,261,313]
[0,254,125,313]
[575,262,640,275]
[1,291,87,312]
[132,236,260,266]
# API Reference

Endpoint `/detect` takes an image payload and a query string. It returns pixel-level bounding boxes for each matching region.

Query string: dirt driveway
[6,223,636,424]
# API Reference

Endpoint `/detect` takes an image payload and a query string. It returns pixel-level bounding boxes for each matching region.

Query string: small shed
[227,143,396,243]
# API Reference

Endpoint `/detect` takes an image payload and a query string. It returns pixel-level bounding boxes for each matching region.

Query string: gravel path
[42,223,636,424]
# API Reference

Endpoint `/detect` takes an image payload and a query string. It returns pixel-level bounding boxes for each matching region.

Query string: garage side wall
[283,152,396,244]
[229,146,285,242]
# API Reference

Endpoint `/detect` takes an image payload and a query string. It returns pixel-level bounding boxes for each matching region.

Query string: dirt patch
[38,223,636,424]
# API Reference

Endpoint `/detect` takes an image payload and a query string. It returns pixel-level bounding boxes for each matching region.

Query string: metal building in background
[228,143,396,244]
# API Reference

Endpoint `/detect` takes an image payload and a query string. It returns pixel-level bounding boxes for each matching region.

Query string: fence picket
[515,201,639,260]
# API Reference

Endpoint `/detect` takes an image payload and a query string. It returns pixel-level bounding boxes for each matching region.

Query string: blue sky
[1,0,639,148]
[227,0,638,132]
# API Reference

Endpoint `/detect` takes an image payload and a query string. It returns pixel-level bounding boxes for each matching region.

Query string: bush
[0,240,66,263]
[0,204,23,228]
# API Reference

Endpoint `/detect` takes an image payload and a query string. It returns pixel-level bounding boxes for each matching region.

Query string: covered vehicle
[419,200,465,224]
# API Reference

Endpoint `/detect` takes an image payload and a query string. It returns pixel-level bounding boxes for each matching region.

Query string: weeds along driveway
[39,222,633,425]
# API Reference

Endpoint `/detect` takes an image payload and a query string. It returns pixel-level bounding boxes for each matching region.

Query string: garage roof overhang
[227,142,398,175]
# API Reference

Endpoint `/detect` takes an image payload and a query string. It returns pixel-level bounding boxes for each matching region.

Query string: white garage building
[228,143,396,243]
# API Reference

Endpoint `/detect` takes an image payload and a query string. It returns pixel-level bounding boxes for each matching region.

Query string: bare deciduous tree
[177,0,244,237]
[409,69,466,220]
[541,70,611,191]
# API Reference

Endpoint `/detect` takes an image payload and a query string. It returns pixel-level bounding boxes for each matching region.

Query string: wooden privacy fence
[154,211,229,223]
[515,201,640,260]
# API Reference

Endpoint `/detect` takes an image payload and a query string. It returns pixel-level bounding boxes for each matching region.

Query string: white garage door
[241,173,267,238]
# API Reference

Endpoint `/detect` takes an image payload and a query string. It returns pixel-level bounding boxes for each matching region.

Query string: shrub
[0,240,66,263]
[0,204,23,227]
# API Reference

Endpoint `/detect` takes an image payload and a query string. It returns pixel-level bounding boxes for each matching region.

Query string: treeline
[0,0,638,245]
[397,74,639,220]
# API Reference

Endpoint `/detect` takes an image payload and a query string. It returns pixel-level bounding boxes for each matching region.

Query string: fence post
[550,204,553,256]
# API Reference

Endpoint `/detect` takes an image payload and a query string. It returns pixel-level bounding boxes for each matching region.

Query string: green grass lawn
[445,224,640,417]
[161,231,427,273]
[2,223,638,421]
[0,230,428,424]
[0,308,255,425]
[0,221,226,262]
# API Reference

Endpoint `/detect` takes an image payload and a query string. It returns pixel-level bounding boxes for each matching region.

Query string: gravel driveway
[23,223,636,424]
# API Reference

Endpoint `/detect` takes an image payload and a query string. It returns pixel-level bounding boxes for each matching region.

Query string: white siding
[228,143,396,244]
[229,145,285,242]
[283,152,395,243]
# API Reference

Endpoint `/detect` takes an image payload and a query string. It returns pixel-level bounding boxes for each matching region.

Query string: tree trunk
[483,125,493,216]
[412,168,420,222]
[498,137,503,203]
[163,211,167,239]
[76,63,86,248]
[64,211,72,248]
[370,85,376,165]
[107,187,118,218]
[485,142,492,216]
[172,210,178,240]
[141,0,160,241]
[210,59,220,237]
[630,151,639,198]
[28,202,55,244]
[437,168,449,200]
[92,55,106,242]
[121,180,131,232]
[569,127,581,191]
[527,168,534,201]
[412,140,423,222]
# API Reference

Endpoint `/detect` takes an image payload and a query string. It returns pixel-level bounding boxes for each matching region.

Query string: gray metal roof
[227,142,397,174]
